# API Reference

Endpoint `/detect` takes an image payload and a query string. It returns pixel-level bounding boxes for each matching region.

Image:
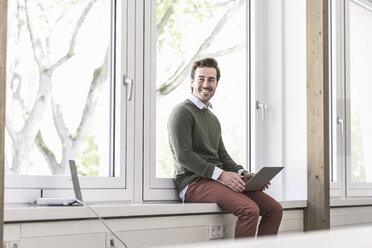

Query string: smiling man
[167,58,283,238]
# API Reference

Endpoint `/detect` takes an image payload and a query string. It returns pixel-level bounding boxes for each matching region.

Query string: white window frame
[143,0,179,201]
[345,0,372,197]
[143,0,251,201]
[330,0,346,198]
[5,0,138,203]
[331,0,372,198]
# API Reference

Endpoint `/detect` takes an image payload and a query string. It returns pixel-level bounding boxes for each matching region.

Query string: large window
[5,0,136,202]
[144,0,249,200]
[6,0,112,177]
[331,0,372,197]
[5,0,251,203]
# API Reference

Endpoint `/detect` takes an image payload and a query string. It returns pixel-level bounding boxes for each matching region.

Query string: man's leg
[243,190,283,236]
[185,177,260,238]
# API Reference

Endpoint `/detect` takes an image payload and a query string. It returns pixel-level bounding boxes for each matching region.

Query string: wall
[4,205,372,248]
[3,210,303,248]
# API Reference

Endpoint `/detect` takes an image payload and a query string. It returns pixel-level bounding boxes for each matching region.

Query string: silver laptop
[36,160,83,206]
[243,166,284,192]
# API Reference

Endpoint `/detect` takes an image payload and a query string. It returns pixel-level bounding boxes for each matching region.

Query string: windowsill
[4,200,306,223]
[331,198,372,207]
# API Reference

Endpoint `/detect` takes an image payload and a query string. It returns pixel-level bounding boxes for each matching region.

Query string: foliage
[351,110,366,182]
[77,136,100,176]
[157,0,228,53]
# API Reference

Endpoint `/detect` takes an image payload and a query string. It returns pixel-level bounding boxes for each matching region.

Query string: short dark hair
[190,58,220,93]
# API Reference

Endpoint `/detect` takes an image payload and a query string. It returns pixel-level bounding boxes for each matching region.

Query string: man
[167,57,283,238]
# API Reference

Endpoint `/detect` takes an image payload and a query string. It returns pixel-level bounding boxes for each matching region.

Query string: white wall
[5,205,372,248]
[3,210,304,248]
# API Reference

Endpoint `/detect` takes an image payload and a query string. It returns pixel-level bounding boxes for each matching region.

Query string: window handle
[256,101,267,122]
[337,117,344,134]
[123,75,134,101]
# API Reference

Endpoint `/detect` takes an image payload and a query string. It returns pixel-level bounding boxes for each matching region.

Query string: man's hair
[190,58,220,93]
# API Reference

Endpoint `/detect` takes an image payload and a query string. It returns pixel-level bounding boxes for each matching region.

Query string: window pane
[349,1,372,182]
[155,0,247,178]
[5,0,112,176]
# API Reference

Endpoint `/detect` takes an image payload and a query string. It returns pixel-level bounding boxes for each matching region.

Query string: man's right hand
[218,171,245,192]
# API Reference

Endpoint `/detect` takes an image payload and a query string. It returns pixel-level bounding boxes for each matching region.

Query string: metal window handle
[337,117,344,134]
[256,101,267,122]
[123,75,134,101]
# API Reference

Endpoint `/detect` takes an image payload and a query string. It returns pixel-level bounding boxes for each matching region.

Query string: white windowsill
[331,198,372,207]
[4,200,307,223]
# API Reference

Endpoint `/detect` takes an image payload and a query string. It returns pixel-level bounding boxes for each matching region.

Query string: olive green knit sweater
[168,99,244,192]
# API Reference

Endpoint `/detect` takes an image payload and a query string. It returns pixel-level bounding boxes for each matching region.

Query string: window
[331,0,372,197]
[144,0,249,200]
[5,0,135,202]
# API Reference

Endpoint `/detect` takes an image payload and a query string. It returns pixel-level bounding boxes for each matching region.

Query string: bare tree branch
[24,0,45,70]
[203,43,245,58]
[49,0,98,72]
[51,100,71,143]
[35,131,59,174]
[157,0,180,36]
[5,118,17,144]
[9,0,99,173]
[36,48,109,174]
[73,47,109,146]
[212,0,236,8]
[156,0,245,98]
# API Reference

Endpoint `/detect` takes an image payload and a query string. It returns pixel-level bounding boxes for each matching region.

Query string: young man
[167,58,283,238]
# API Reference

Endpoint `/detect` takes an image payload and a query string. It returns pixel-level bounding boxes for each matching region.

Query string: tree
[156,0,245,100]
[6,0,107,175]
[5,0,245,176]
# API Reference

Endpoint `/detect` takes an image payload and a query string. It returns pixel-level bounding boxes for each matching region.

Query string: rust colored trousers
[185,177,283,238]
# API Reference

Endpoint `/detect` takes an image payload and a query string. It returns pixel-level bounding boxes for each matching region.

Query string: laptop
[36,160,83,206]
[243,166,284,192]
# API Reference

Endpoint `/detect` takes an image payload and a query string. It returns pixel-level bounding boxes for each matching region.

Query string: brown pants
[185,177,283,238]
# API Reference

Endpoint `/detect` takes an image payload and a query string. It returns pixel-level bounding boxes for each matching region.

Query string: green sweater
[168,99,244,192]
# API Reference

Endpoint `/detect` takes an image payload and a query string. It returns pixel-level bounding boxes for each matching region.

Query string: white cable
[75,199,128,248]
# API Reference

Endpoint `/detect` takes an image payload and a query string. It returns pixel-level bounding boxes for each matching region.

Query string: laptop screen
[69,160,83,203]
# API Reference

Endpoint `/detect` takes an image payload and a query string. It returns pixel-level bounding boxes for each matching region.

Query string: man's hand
[218,171,245,192]
[242,172,255,183]
[260,181,271,191]
[242,172,270,191]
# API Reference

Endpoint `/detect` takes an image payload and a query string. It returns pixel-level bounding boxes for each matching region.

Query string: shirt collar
[188,94,213,110]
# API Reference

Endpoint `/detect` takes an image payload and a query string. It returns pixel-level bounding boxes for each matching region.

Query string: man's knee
[238,203,260,220]
[268,201,283,219]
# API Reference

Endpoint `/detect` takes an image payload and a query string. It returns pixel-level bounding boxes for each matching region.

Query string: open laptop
[243,166,284,192]
[36,160,83,206]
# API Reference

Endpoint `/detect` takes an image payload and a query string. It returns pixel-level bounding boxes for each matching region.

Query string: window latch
[256,101,267,122]
[337,117,344,134]
[123,75,134,101]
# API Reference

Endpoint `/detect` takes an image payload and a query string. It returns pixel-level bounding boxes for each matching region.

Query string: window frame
[331,0,372,198]
[143,0,179,201]
[142,0,251,201]
[345,0,372,197]
[330,0,346,198]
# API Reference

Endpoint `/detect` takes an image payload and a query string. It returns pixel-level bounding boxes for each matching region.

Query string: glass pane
[349,1,372,182]
[155,0,247,178]
[5,0,112,176]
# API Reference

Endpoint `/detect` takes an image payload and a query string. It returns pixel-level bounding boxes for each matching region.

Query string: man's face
[191,67,218,104]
